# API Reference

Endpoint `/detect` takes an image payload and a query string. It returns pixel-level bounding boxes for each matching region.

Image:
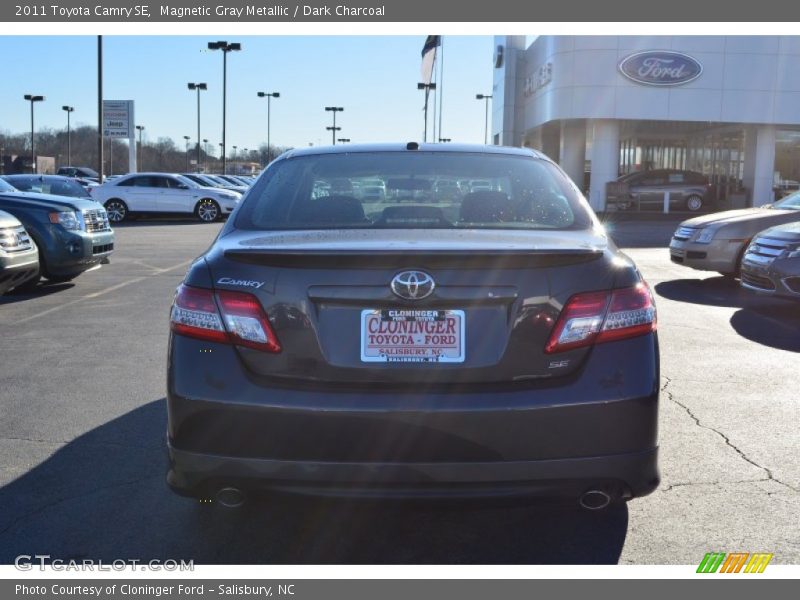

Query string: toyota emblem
[391,270,435,301]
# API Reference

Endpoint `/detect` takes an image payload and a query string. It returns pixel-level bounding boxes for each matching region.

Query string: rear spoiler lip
[222,248,605,269]
[225,248,604,259]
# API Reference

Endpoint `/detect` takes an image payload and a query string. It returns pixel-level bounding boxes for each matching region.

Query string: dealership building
[491,35,800,211]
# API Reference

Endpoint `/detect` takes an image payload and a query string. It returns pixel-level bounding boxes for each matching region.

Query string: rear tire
[685,194,704,212]
[195,198,221,223]
[104,199,128,223]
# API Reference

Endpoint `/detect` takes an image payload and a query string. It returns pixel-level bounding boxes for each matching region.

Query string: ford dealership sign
[619,51,703,86]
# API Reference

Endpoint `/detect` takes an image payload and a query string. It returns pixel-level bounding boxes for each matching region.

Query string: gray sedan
[740,221,800,299]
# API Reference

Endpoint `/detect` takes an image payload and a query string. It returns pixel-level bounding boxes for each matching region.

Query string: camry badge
[216,277,265,289]
[391,271,435,301]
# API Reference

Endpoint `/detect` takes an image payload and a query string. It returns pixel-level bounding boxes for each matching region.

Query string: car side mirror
[177,184,189,189]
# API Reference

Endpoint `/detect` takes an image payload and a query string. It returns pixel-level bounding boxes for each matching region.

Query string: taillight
[545,283,656,353]
[170,284,281,353]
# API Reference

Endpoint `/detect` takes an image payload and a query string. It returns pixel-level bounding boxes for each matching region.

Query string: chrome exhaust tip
[215,487,246,508]
[579,489,612,510]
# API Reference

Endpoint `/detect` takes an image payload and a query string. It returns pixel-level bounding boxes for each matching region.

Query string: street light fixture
[325,106,344,145]
[207,40,241,174]
[23,94,45,173]
[135,125,145,171]
[62,105,74,167]
[438,137,451,143]
[257,91,280,164]
[183,135,191,171]
[475,93,493,145]
[187,82,207,173]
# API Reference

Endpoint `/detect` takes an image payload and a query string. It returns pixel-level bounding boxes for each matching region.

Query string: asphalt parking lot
[1,217,798,565]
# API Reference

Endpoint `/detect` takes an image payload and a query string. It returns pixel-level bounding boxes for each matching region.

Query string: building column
[559,119,586,189]
[746,125,776,207]
[588,119,620,212]
[540,122,561,162]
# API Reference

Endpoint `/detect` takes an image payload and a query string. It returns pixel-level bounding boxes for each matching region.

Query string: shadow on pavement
[655,277,800,352]
[730,305,800,352]
[0,282,75,304]
[0,400,628,565]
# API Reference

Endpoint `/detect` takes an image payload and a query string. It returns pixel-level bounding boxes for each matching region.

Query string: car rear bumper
[167,443,659,501]
[166,333,660,501]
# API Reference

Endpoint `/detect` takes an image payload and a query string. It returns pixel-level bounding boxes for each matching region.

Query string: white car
[90,173,241,223]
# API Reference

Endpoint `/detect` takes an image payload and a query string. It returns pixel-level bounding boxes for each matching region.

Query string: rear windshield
[235,152,593,231]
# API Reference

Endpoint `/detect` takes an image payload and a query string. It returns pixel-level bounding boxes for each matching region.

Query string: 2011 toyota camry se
[166,143,660,510]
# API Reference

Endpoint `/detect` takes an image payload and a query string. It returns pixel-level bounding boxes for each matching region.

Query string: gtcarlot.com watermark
[15,555,194,572]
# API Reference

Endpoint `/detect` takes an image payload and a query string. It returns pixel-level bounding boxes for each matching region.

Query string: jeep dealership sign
[618,51,703,86]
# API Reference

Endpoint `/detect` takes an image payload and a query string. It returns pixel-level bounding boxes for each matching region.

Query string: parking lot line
[15,259,193,324]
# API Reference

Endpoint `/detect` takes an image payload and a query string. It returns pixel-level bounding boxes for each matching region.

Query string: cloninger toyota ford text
[166,143,660,510]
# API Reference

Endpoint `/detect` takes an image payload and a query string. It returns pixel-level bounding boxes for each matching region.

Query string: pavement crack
[662,375,798,493]
[0,474,161,538]
[661,478,775,493]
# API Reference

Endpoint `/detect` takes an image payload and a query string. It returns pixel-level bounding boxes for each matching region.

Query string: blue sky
[0,36,493,153]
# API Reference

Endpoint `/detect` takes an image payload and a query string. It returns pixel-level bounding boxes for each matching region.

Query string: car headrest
[459,191,515,223]
[293,195,366,224]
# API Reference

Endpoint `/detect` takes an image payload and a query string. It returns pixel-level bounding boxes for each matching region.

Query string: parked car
[0,178,114,285]
[669,191,800,276]
[0,209,39,294]
[740,221,800,299]
[2,174,93,199]
[90,173,241,223]
[198,174,248,195]
[166,143,660,510]
[56,166,100,183]
[217,174,253,188]
[611,169,713,212]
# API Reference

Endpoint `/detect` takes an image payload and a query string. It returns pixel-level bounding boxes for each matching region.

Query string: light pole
[337,138,350,144]
[202,138,208,172]
[325,106,343,145]
[187,83,207,173]
[475,93,493,145]
[207,41,241,174]
[62,105,74,166]
[135,125,145,171]
[183,135,191,171]
[257,91,279,165]
[23,94,45,173]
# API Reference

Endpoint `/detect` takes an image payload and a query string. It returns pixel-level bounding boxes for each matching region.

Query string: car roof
[279,143,546,161]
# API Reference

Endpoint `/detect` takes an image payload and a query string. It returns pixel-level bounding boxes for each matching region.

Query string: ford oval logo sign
[619,51,703,86]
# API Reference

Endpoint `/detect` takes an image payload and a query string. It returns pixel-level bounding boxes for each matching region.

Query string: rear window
[235,152,593,231]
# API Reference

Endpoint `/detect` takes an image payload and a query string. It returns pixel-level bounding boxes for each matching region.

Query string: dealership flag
[421,35,441,85]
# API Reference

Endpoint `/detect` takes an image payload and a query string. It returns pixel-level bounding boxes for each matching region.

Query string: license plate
[360,309,465,363]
